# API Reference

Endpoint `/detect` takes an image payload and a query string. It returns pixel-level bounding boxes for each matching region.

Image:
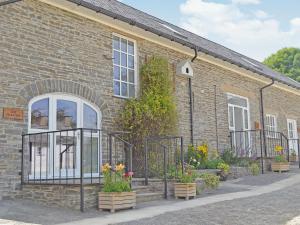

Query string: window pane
[121,67,127,82]
[83,136,98,173]
[31,98,49,129]
[121,38,127,52]
[83,104,97,129]
[128,55,134,69]
[228,106,234,127]
[114,81,120,96]
[129,84,135,97]
[114,65,120,80]
[57,100,77,130]
[244,109,248,129]
[128,41,134,55]
[113,36,120,50]
[121,82,128,97]
[113,51,120,65]
[128,69,134,83]
[121,53,127,67]
[227,95,247,107]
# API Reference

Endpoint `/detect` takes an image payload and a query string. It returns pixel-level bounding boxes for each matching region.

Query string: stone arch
[17,79,107,111]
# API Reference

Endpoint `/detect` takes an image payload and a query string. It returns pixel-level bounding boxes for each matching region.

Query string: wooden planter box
[98,191,136,213]
[174,183,196,200]
[271,162,290,172]
[290,155,297,162]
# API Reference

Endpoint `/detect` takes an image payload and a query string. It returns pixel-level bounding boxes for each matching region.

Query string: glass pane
[228,106,234,127]
[244,109,249,129]
[227,95,247,107]
[121,53,127,67]
[128,55,134,69]
[56,135,77,171]
[129,84,135,98]
[83,104,97,129]
[114,81,120,96]
[113,65,120,80]
[83,136,99,174]
[121,82,128,97]
[128,69,134,83]
[121,67,127,82]
[121,38,127,52]
[57,100,77,130]
[128,41,134,55]
[113,36,120,50]
[113,50,120,65]
[31,98,49,129]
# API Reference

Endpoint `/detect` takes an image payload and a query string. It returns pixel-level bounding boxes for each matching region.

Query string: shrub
[200,173,220,189]
[205,159,224,169]
[249,163,260,176]
[221,149,238,165]
[217,163,230,174]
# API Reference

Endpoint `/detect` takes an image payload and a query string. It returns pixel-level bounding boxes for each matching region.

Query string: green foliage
[118,56,178,148]
[217,162,230,174]
[291,149,297,157]
[178,170,198,183]
[200,173,220,189]
[264,47,300,82]
[205,159,225,169]
[187,143,209,169]
[102,164,132,193]
[274,155,288,163]
[249,163,260,176]
[221,149,238,165]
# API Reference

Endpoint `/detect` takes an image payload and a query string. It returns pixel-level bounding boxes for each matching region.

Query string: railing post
[80,128,84,212]
[229,131,233,151]
[259,130,264,174]
[21,133,24,186]
[180,136,184,175]
[144,138,148,186]
[163,146,167,199]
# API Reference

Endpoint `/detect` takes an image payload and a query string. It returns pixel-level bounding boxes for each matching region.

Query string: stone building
[0,0,299,209]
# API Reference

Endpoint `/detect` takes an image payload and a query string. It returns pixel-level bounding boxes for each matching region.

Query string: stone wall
[20,184,101,210]
[0,0,300,201]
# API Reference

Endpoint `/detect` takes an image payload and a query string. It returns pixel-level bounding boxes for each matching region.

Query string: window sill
[113,95,136,100]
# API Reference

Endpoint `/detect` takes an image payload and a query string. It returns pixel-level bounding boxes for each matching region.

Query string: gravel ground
[117,181,300,225]
[0,171,298,225]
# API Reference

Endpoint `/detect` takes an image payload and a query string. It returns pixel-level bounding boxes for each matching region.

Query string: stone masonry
[0,0,300,203]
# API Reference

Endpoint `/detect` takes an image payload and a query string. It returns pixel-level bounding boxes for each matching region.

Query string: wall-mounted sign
[3,108,24,121]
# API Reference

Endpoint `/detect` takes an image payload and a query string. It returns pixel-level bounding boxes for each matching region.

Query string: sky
[119,0,300,62]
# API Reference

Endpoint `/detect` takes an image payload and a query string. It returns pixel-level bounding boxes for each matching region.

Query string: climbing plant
[118,56,178,158]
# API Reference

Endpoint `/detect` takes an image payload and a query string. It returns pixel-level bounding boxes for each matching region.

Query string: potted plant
[174,168,197,200]
[271,145,289,172]
[98,163,135,213]
[290,149,297,162]
[216,162,230,181]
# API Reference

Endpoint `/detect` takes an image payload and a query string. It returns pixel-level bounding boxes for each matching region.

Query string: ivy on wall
[118,56,178,148]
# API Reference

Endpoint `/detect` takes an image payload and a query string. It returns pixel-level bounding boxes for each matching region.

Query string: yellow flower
[115,164,125,172]
[101,163,111,173]
[275,145,283,153]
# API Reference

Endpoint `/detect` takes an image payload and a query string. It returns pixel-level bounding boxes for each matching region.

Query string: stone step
[136,192,165,203]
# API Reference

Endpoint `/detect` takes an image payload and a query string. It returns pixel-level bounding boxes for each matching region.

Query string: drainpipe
[260,79,275,157]
[0,0,22,7]
[189,47,198,145]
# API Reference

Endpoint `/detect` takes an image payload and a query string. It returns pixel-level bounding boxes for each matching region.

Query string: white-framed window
[265,114,277,138]
[112,34,137,98]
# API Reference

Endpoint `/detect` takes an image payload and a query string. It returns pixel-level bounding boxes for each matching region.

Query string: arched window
[29,94,101,132]
[28,94,101,179]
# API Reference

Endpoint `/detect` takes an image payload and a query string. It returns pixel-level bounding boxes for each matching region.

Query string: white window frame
[227,93,251,132]
[265,114,277,138]
[28,93,102,179]
[112,33,138,99]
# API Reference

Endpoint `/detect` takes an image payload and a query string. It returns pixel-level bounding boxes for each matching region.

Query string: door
[228,94,251,156]
[287,119,299,155]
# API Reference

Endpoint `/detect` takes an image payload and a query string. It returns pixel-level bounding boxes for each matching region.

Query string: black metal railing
[229,130,298,161]
[144,136,184,199]
[21,128,133,211]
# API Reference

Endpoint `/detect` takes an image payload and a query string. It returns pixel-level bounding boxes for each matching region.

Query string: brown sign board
[3,108,24,121]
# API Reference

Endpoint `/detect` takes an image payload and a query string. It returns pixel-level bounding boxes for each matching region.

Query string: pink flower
[124,171,134,177]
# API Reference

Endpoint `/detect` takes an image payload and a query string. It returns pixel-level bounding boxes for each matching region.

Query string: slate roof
[67,0,300,90]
